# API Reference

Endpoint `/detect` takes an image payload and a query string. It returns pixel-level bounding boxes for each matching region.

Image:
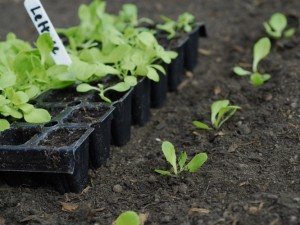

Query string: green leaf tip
[210,100,241,129]
[115,211,140,225]
[187,153,208,173]
[253,37,271,72]
[0,119,10,131]
[192,121,212,130]
[162,141,177,174]
[24,108,51,124]
[233,66,251,76]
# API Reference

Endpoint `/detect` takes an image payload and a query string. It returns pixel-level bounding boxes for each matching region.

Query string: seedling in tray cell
[233,37,271,86]
[0,33,72,131]
[264,13,296,39]
[155,141,207,176]
[156,12,196,40]
[193,99,241,130]
[72,31,177,103]
[177,12,196,33]
[76,82,130,103]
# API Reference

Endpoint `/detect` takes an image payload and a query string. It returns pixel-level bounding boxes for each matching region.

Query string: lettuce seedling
[115,211,140,225]
[156,12,196,40]
[156,16,177,40]
[264,13,296,39]
[76,82,130,103]
[177,12,195,33]
[155,141,207,176]
[0,88,51,131]
[133,32,177,81]
[0,33,62,131]
[69,54,119,83]
[233,37,271,86]
[193,100,240,130]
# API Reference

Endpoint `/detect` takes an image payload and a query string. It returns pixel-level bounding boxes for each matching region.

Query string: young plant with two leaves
[193,100,241,130]
[233,37,271,86]
[264,13,296,39]
[155,141,207,176]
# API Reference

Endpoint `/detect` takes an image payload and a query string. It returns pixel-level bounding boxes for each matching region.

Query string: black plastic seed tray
[37,87,115,167]
[151,62,168,108]
[0,123,94,193]
[184,23,207,72]
[167,36,188,92]
[0,88,115,193]
[37,85,132,147]
[86,86,134,146]
[0,22,207,193]
[132,77,151,126]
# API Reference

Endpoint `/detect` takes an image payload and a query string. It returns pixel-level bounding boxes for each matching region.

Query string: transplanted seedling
[155,141,207,176]
[193,99,241,130]
[264,13,296,39]
[114,211,140,225]
[233,37,271,86]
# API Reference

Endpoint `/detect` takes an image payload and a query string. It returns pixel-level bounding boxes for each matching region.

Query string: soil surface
[65,106,110,124]
[38,128,86,147]
[1,0,300,224]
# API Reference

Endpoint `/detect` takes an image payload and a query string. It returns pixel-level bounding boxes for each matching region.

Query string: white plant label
[24,0,72,66]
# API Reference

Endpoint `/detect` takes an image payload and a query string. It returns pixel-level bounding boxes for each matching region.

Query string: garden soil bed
[1,0,300,224]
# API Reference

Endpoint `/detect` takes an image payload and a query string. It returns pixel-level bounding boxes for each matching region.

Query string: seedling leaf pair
[264,13,296,39]
[155,141,207,175]
[233,37,271,86]
[76,81,130,103]
[193,99,240,130]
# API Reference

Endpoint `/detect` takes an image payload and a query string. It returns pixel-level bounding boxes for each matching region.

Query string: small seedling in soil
[193,99,240,130]
[233,37,271,86]
[264,13,296,39]
[114,211,140,225]
[155,141,207,176]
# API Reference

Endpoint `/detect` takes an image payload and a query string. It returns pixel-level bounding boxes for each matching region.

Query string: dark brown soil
[45,106,64,118]
[41,87,81,103]
[38,128,85,147]
[0,0,300,225]
[65,106,110,124]
[0,127,41,146]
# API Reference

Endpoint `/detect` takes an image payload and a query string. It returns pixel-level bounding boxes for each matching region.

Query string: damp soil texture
[1,0,300,225]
